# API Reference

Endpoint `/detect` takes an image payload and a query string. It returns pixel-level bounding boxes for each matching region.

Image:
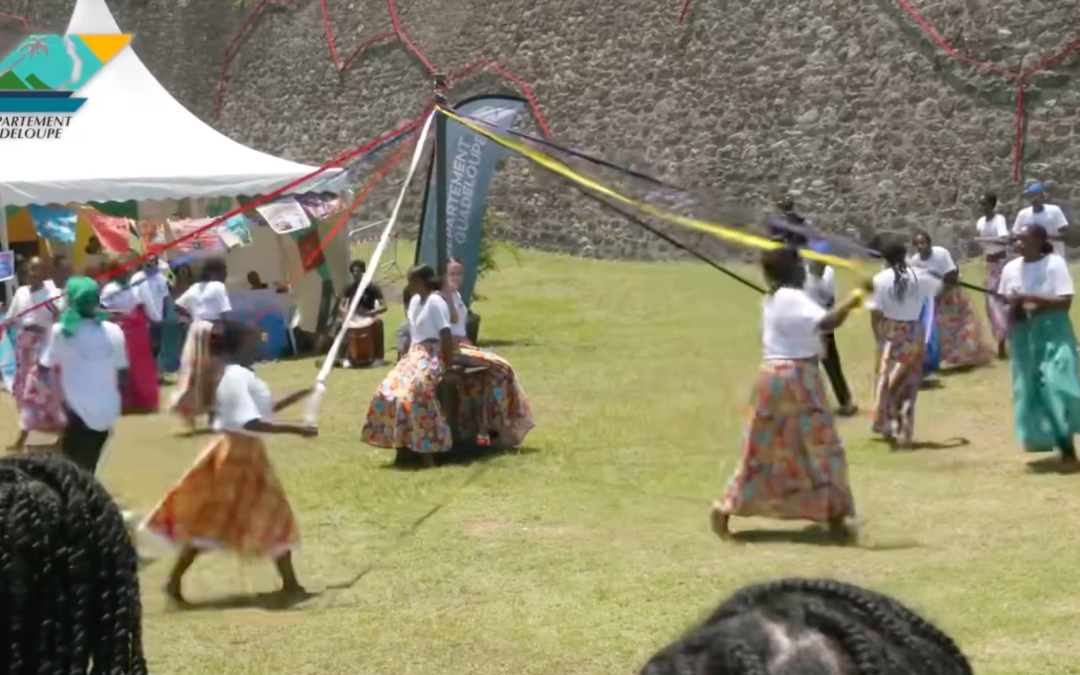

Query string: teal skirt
[157,299,183,375]
[1009,309,1080,452]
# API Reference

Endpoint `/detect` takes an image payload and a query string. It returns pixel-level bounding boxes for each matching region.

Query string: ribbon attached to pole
[302,113,436,427]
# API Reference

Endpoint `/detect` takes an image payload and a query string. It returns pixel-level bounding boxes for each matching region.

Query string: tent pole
[0,195,12,299]
[433,73,449,276]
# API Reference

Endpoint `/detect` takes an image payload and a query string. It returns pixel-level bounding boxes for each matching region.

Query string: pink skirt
[113,307,160,414]
[13,327,66,433]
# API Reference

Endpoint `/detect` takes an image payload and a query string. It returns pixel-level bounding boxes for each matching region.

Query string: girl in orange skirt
[142,323,316,604]
[870,237,943,447]
[711,248,867,540]
[444,258,535,448]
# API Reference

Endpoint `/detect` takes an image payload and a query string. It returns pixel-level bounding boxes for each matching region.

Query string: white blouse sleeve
[214,281,233,314]
[994,215,1010,237]
[216,367,264,430]
[1048,256,1075,296]
[937,248,958,274]
[4,287,28,322]
[175,284,197,313]
[429,294,451,331]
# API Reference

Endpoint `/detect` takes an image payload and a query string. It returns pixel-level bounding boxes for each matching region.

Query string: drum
[345,317,378,364]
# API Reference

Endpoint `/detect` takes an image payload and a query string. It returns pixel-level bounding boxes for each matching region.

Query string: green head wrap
[59,276,105,337]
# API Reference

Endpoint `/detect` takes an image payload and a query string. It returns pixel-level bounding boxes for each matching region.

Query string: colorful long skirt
[985,257,1009,342]
[872,318,924,444]
[13,328,66,433]
[170,319,215,425]
[141,433,299,558]
[360,341,452,454]
[113,308,160,414]
[935,286,993,368]
[718,359,855,523]
[455,342,534,447]
[1008,310,1080,452]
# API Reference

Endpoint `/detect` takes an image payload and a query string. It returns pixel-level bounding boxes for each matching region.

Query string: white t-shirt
[100,282,138,312]
[175,280,232,321]
[407,293,451,343]
[761,287,827,360]
[908,246,957,279]
[871,267,943,322]
[802,265,836,308]
[976,214,1010,256]
[130,270,171,323]
[40,320,128,432]
[449,291,468,337]
[998,254,1074,297]
[211,364,273,436]
[1014,204,1069,258]
[5,281,60,328]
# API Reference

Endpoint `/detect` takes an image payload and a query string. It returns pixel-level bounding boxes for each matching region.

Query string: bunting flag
[80,208,135,253]
[294,193,347,221]
[294,229,326,272]
[255,199,312,235]
[0,251,14,282]
[217,214,253,250]
[27,205,78,243]
[168,218,226,254]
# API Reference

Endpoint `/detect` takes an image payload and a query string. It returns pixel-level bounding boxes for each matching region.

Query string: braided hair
[881,235,912,303]
[639,578,971,675]
[0,453,147,675]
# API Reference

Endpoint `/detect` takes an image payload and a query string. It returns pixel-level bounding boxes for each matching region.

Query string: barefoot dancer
[142,323,316,603]
[975,192,1011,359]
[870,237,942,448]
[444,258,535,447]
[4,257,64,449]
[803,255,857,417]
[999,225,1080,466]
[711,248,865,541]
[170,258,231,431]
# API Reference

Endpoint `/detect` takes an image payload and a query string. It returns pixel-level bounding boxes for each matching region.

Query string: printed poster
[0,251,14,282]
[255,199,312,235]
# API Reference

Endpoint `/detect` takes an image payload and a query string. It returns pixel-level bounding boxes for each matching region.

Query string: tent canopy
[0,0,343,207]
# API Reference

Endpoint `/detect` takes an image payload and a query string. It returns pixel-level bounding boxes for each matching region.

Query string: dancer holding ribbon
[710,247,867,541]
[910,231,993,371]
[870,236,942,448]
[999,224,1080,466]
[4,256,65,450]
[143,323,316,604]
[444,257,535,448]
[974,192,1011,359]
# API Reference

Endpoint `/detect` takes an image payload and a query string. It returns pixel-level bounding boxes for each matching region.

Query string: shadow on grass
[731,526,920,551]
[477,339,540,349]
[1025,456,1080,475]
[938,363,989,377]
[382,445,541,471]
[871,437,971,451]
[168,589,320,613]
[919,378,945,390]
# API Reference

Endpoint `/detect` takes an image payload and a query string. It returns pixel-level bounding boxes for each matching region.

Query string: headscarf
[59,276,106,337]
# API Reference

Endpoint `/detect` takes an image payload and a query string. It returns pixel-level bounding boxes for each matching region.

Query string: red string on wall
[890,0,1080,183]
[678,0,693,25]
[216,0,551,135]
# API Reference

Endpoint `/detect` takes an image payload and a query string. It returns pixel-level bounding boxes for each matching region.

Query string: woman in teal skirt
[998,224,1080,465]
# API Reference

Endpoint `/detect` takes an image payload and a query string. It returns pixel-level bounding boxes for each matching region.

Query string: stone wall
[7,0,1080,260]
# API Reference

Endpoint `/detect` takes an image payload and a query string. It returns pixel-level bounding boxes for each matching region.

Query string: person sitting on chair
[336,260,386,367]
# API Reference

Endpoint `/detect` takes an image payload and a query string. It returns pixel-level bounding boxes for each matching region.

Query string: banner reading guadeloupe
[416,95,526,306]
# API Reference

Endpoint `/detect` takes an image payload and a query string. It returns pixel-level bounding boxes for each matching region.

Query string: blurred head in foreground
[639,578,971,675]
[0,453,147,675]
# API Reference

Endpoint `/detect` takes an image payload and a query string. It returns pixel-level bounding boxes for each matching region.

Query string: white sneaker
[342,360,352,369]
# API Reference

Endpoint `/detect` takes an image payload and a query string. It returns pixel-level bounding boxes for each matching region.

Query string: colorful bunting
[217,214,253,250]
[255,199,312,235]
[294,229,325,272]
[80,208,134,253]
[168,218,226,254]
[294,193,347,222]
[27,205,77,243]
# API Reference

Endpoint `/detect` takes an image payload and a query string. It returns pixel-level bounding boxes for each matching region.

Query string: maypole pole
[433,72,449,275]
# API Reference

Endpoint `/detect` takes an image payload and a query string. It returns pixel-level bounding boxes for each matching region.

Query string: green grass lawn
[5,247,1080,675]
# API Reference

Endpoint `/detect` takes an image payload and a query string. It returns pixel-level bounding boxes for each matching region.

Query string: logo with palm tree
[0,33,131,139]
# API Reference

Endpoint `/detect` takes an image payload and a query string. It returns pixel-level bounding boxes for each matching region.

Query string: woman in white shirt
[170,257,232,431]
[142,323,316,604]
[870,237,943,447]
[362,264,458,467]
[100,261,160,414]
[3,256,65,449]
[910,231,993,371]
[998,224,1080,465]
[804,253,856,416]
[442,257,535,448]
[975,193,1012,358]
[711,247,867,542]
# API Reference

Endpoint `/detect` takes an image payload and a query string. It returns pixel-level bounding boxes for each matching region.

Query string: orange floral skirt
[141,433,298,558]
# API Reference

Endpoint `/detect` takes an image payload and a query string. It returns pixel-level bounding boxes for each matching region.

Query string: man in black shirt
[335,260,386,366]
[764,192,810,248]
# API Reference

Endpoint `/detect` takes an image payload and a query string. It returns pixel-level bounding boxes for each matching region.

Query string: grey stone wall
[7,0,1080,260]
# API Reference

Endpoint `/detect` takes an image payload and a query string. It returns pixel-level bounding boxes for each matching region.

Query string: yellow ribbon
[438,107,868,275]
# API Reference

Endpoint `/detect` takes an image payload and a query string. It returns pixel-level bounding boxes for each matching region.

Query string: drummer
[337,260,386,367]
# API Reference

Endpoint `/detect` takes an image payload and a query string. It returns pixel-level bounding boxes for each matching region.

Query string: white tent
[0,0,342,207]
